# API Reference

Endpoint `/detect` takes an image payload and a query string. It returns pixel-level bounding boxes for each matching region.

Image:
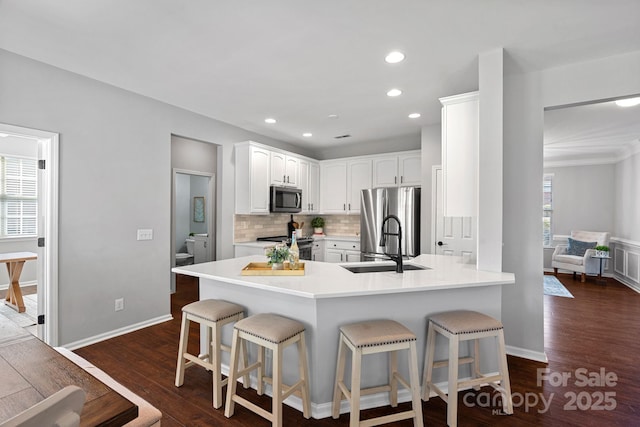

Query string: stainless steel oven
[257,235,313,260]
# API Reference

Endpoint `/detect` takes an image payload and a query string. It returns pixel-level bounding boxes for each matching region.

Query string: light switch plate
[137,229,153,240]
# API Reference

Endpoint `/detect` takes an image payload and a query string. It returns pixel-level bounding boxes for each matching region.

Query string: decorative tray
[241,262,305,276]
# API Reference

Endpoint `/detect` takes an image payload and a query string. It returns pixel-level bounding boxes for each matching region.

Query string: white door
[432,166,476,263]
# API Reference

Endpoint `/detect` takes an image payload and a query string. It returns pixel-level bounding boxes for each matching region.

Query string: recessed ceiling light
[328,114,339,119]
[615,97,640,107]
[385,51,405,64]
[303,133,312,137]
[0,133,8,138]
[387,89,402,97]
[408,113,421,119]
[264,118,277,124]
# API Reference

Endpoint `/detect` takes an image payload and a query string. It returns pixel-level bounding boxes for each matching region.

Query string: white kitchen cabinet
[311,239,325,262]
[235,141,270,214]
[320,158,371,214]
[398,153,421,186]
[299,159,320,213]
[372,151,421,187]
[441,91,478,217]
[324,239,361,263]
[271,151,298,187]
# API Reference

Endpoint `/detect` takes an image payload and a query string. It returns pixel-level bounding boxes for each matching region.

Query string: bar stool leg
[332,334,347,419]
[447,334,459,427]
[212,320,223,408]
[349,346,362,427]
[408,341,425,427]
[175,314,190,387]
[272,343,283,427]
[224,328,241,418]
[297,334,311,418]
[497,331,513,414]
[389,350,398,407]
[422,321,437,400]
[472,339,481,391]
[257,345,265,395]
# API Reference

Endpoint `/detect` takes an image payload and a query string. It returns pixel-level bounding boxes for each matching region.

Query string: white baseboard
[613,274,640,293]
[64,314,173,350]
[506,345,548,363]
[0,279,37,291]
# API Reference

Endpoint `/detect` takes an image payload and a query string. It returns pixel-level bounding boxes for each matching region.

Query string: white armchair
[552,230,610,283]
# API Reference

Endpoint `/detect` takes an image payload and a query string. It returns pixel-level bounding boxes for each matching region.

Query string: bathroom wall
[234,214,360,242]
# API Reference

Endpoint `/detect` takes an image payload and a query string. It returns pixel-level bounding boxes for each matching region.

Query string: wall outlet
[115,298,124,311]
[137,229,153,240]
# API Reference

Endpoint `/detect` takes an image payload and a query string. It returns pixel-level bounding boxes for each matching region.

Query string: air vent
[334,134,351,139]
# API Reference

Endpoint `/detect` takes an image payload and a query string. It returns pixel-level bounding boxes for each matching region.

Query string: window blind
[0,156,37,237]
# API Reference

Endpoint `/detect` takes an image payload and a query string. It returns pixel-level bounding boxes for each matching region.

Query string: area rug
[544,275,574,298]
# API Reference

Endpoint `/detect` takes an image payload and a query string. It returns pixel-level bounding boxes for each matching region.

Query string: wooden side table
[1,251,37,313]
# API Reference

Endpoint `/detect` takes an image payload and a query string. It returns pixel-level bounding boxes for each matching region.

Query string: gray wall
[0,48,297,345]
[544,164,616,237]
[615,151,640,241]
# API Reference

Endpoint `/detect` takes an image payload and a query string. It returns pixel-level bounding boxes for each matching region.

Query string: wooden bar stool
[224,313,311,427]
[175,299,247,409]
[422,310,513,427]
[332,319,424,427]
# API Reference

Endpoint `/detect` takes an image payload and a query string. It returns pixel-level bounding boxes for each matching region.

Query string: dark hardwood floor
[74,273,640,426]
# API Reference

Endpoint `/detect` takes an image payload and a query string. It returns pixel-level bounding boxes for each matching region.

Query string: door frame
[0,123,58,345]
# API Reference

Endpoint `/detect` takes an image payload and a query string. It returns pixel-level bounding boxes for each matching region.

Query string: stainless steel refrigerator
[360,186,421,260]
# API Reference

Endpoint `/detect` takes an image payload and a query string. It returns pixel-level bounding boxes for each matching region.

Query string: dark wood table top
[0,321,138,426]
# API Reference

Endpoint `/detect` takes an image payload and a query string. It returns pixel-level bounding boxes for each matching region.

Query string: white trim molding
[610,237,640,293]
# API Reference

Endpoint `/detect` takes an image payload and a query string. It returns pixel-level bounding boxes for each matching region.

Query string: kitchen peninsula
[172,255,515,419]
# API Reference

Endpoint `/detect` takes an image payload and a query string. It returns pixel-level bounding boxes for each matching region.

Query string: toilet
[175,238,195,266]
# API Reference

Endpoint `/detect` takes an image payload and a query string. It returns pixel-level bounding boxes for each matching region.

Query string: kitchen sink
[341,264,429,273]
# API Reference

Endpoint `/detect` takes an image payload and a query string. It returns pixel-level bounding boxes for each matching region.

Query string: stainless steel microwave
[270,185,302,213]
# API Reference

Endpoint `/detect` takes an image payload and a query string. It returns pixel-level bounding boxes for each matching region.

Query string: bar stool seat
[422,310,513,427]
[224,313,311,427]
[175,299,247,409]
[332,319,424,427]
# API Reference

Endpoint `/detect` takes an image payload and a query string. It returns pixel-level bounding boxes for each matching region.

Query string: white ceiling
[544,99,640,167]
[1,0,640,160]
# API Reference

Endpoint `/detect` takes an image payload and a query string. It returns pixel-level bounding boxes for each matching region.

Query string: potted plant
[265,244,290,269]
[594,245,610,257]
[311,217,325,235]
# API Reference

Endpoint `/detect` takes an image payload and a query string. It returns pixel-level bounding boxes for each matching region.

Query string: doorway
[0,123,58,345]
[171,169,215,292]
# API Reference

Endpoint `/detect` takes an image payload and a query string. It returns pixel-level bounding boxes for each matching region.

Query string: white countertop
[172,254,515,299]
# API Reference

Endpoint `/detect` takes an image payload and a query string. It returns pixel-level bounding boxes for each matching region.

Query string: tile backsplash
[234,214,360,242]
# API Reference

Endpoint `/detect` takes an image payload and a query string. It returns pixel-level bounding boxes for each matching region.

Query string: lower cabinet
[312,240,325,262]
[324,239,361,263]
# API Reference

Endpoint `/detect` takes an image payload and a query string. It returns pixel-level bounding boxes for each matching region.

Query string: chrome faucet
[379,214,403,273]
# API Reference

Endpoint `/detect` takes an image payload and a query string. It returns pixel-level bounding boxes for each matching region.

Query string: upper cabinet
[372,151,421,187]
[441,91,478,217]
[320,158,372,214]
[235,141,270,214]
[299,159,320,213]
[235,141,421,216]
[270,152,299,187]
